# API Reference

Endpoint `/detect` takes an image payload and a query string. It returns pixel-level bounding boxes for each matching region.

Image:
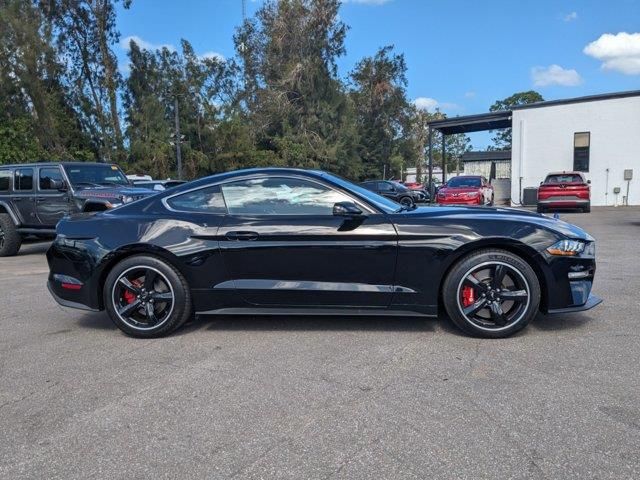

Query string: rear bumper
[538,198,589,206]
[47,280,100,312]
[547,294,602,314]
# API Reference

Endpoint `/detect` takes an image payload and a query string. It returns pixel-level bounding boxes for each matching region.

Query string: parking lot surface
[1,207,639,479]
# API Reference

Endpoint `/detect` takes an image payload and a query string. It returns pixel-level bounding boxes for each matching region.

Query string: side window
[377,182,393,192]
[0,170,10,191]
[573,132,590,172]
[221,177,355,216]
[39,167,63,190]
[166,185,226,213]
[15,168,34,191]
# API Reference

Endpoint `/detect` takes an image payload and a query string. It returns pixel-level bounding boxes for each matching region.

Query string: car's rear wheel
[442,249,540,338]
[583,203,591,213]
[104,255,192,338]
[0,214,22,257]
[536,205,545,213]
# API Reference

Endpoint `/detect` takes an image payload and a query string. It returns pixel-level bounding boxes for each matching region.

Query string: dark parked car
[537,171,591,213]
[360,180,421,206]
[0,162,156,256]
[133,180,187,192]
[47,168,601,339]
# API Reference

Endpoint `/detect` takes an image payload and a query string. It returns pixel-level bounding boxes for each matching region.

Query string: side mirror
[51,179,67,191]
[540,181,544,185]
[333,201,363,217]
[587,179,591,184]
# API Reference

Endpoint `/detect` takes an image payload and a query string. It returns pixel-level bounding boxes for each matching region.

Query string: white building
[429,90,640,207]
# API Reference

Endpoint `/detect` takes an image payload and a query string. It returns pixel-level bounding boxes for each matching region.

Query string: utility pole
[173,96,183,180]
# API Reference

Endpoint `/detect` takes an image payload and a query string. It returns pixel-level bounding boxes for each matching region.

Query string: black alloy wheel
[443,249,540,338]
[104,255,192,338]
[0,213,21,257]
[112,266,175,330]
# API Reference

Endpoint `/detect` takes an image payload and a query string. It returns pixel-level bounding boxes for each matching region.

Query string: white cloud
[531,64,583,86]
[563,11,578,22]
[413,97,459,112]
[200,51,226,62]
[120,35,175,52]
[583,32,640,75]
[464,91,476,98]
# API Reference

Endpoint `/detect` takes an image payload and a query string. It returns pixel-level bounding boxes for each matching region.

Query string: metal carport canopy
[424,110,512,201]
[427,110,512,135]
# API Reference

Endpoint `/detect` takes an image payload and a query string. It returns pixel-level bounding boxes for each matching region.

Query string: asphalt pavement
[0,207,639,479]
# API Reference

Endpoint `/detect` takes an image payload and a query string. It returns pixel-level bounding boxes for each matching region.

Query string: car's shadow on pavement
[201,314,435,333]
[531,312,595,332]
[75,311,116,331]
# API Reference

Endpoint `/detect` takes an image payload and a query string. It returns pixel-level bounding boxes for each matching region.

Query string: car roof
[546,171,584,176]
[0,162,116,168]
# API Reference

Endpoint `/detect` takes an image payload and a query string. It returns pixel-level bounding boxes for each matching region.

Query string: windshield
[63,164,130,187]
[319,172,405,213]
[447,177,481,188]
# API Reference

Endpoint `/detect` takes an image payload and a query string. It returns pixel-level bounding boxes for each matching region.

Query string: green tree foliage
[489,90,544,150]
[350,45,411,180]
[0,0,94,162]
[0,0,470,182]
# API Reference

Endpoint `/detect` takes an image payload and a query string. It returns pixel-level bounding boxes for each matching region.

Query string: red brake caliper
[462,286,475,307]
[123,279,142,304]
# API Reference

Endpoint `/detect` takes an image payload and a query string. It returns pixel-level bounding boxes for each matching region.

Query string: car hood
[439,187,480,194]
[74,185,157,199]
[396,205,593,241]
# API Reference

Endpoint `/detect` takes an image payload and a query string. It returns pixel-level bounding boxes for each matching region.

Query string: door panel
[11,168,37,226]
[36,167,69,226]
[218,214,398,307]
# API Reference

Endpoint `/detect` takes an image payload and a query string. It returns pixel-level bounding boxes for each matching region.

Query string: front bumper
[547,294,602,314]
[437,197,481,205]
[47,280,100,312]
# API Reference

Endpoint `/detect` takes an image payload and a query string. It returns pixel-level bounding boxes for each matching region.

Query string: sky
[114,0,640,149]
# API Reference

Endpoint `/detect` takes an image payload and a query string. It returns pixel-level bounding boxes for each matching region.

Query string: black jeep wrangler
[0,162,156,256]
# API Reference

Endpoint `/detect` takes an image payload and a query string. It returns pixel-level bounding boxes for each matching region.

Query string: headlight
[466,191,479,197]
[546,239,586,256]
[121,195,134,204]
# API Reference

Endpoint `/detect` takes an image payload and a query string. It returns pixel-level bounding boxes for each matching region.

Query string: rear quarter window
[0,170,10,191]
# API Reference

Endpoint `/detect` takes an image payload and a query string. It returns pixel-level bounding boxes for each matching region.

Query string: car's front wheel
[104,255,192,338]
[399,196,414,208]
[442,249,540,338]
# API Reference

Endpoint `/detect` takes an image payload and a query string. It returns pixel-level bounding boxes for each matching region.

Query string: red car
[537,172,591,213]
[437,176,494,206]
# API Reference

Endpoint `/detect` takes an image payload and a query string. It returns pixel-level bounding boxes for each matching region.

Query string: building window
[573,132,590,172]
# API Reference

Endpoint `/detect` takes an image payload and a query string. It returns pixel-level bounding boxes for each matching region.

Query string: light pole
[173,95,183,180]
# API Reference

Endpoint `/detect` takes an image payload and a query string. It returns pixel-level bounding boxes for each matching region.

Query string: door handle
[225,231,259,241]
[13,197,24,202]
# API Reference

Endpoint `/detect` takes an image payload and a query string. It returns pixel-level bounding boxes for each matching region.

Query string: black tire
[399,196,414,208]
[442,249,540,338]
[488,195,494,206]
[536,205,545,214]
[0,213,22,257]
[104,255,192,338]
[583,203,591,213]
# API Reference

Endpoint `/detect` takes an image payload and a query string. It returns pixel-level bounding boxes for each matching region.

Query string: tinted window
[378,182,394,192]
[221,177,353,216]
[447,177,481,188]
[392,182,409,192]
[15,168,34,191]
[0,170,10,191]
[544,174,584,184]
[319,172,401,213]
[167,185,226,213]
[39,167,63,190]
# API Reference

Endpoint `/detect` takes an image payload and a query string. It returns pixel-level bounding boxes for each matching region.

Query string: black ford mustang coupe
[47,168,601,338]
